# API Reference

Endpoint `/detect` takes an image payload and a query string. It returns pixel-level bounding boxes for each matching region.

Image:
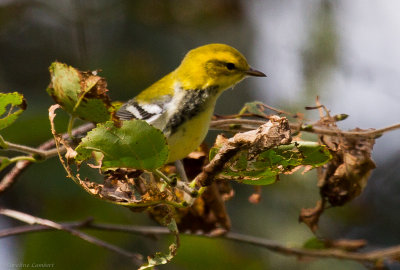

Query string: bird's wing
[116,72,176,123]
[116,96,172,123]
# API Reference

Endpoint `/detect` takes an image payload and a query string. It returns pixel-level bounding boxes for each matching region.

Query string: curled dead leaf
[299,200,325,233]
[319,128,376,206]
[248,186,262,204]
[65,148,77,160]
[300,101,377,232]
[195,116,292,187]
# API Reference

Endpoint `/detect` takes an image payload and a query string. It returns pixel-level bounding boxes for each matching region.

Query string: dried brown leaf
[248,193,261,204]
[248,186,262,204]
[195,115,291,187]
[300,101,376,231]
[319,128,376,206]
[299,200,325,233]
[174,181,232,234]
[182,143,209,180]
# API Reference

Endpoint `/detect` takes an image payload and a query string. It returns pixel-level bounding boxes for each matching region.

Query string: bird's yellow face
[175,44,265,91]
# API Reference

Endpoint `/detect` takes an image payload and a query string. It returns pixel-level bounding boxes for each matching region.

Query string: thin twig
[1,218,400,265]
[210,118,265,131]
[297,123,400,138]
[0,122,94,194]
[1,122,94,159]
[0,208,143,265]
[2,142,50,159]
[153,169,196,200]
[0,221,169,239]
[260,103,301,118]
[0,160,30,194]
[210,119,400,138]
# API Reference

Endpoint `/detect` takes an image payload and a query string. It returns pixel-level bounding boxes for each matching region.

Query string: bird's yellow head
[175,43,265,91]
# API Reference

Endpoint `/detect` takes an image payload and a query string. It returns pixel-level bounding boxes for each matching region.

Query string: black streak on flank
[164,86,219,135]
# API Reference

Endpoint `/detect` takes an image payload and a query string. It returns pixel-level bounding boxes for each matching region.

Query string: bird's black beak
[245,67,267,77]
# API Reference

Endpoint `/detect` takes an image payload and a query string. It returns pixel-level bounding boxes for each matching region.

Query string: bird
[116,43,266,164]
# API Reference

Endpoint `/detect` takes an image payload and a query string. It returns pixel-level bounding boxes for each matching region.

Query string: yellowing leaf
[47,62,112,123]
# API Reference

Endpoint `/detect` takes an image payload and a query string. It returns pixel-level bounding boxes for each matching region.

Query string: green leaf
[0,135,6,149]
[0,156,11,171]
[0,92,26,130]
[303,237,327,250]
[210,141,332,185]
[139,218,179,270]
[75,119,169,170]
[0,155,36,172]
[273,141,332,167]
[47,62,112,123]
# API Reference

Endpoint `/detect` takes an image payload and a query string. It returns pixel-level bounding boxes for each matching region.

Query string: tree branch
[1,215,399,266]
[2,113,399,195]
[0,207,143,266]
[210,119,400,138]
[0,122,95,194]
[2,142,51,159]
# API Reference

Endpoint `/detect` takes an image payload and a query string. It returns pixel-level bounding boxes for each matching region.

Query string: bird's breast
[163,86,219,136]
[165,104,216,163]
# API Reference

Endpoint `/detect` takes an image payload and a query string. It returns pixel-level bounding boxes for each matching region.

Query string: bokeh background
[1,0,400,269]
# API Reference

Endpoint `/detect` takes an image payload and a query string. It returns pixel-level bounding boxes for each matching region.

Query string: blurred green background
[1,0,400,269]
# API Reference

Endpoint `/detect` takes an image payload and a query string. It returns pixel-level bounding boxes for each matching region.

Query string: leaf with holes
[0,92,26,130]
[139,218,179,270]
[210,141,332,185]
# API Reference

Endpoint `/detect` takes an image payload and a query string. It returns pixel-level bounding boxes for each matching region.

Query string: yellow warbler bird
[116,43,266,163]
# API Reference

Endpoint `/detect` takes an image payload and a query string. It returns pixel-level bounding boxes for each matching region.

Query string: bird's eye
[226,63,235,70]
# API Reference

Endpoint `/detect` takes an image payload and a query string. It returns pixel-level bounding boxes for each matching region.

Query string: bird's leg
[174,160,198,203]
[153,168,197,206]
[174,160,189,182]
